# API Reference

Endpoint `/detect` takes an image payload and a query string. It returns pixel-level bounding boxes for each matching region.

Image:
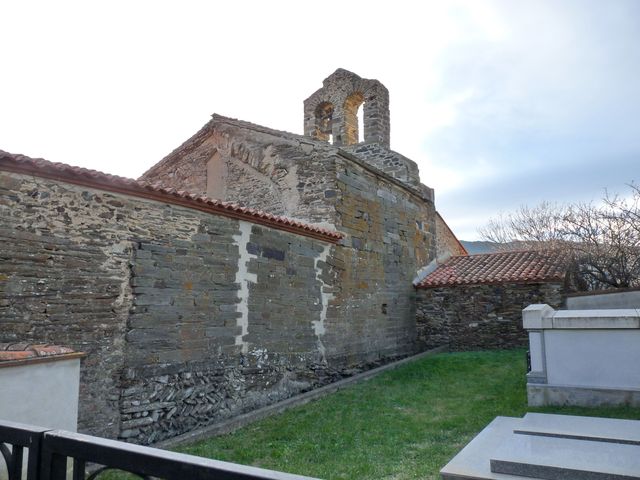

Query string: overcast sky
[1,0,638,240]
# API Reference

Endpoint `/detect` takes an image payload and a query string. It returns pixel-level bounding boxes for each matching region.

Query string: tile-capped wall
[0,169,422,445]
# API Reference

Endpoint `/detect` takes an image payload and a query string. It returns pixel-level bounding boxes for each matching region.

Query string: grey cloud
[427,0,640,239]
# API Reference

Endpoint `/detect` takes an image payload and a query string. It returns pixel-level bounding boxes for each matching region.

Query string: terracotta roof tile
[416,250,568,289]
[0,343,76,361]
[0,150,343,243]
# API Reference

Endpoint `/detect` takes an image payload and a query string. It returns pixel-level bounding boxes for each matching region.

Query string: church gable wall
[141,113,439,369]
[139,124,215,194]
[141,120,338,226]
[435,212,468,261]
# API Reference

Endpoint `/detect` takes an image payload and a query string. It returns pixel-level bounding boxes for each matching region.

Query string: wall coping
[416,279,564,290]
[523,304,640,330]
[0,150,343,244]
[0,343,86,369]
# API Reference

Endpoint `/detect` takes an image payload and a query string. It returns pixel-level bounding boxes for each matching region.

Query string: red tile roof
[416,250,568,289]
[0,343,84,365]
[0,150,343,243]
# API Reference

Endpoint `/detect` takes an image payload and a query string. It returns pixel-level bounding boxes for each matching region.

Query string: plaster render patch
[275,162,302,217]
[312,244,333,363]
[101,241,134,309]
[233,220,258,354]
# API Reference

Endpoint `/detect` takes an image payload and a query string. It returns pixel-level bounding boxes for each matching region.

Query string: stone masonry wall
[142,117,337,226]
[416,282,564,351]
[120,221,339,444]
[0,168,424,445]
[435,212,467,260]
[0,171,344,444]
[341,144,422,190]
[144,117,437,367]
[325,156,435,363]
[0,173,133,439]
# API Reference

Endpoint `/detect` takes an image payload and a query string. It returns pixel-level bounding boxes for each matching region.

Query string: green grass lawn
[171,349,640,479]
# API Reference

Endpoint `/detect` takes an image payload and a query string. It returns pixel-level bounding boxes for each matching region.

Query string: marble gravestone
[441,413,640,480]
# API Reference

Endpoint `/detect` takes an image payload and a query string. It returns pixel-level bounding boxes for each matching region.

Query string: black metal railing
[1,420,319,480]
[0,420,49,480]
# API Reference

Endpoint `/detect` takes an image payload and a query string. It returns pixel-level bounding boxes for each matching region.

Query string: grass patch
[172,350,640,479]
[103,350,640,480]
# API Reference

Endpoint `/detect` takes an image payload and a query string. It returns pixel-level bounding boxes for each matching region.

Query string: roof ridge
[416,248,567,289]
[209,114,320,143]
[450,248,559,259]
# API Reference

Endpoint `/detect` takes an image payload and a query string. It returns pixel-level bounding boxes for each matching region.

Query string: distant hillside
[460,240,503,255]
[461,240,536,255]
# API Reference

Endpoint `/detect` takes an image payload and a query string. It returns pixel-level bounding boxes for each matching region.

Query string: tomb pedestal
[441,413,640,480]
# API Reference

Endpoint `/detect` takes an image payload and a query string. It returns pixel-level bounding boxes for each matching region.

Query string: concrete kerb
[155,345,448,449]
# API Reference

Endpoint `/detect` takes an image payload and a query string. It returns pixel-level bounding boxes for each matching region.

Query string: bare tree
[478,201,568,250]
[478,185,640,291]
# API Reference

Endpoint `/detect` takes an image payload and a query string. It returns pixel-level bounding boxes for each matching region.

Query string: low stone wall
[0,171,332,443]
[0,167,423,444]
[416,282,564,351]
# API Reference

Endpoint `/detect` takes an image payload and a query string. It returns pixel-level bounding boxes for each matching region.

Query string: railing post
[72,459,86,480]
[40,433,68,480]
[4,421,321,480]
[0,421,50,480]
[27,439,41,480]
[11,445,24,480]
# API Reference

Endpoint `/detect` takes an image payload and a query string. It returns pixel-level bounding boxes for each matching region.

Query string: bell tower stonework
[303,69,390,148]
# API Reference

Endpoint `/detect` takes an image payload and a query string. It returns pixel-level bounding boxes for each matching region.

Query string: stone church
[0,69,465,444]
[141,69,470,355]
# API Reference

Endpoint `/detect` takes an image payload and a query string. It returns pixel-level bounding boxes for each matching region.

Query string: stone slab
[516,413,640,445]
[440,416,527,480]
[490,432,640,480]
